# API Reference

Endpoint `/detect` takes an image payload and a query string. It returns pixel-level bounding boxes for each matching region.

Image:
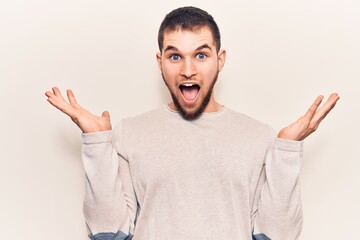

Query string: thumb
[102,111,110,120]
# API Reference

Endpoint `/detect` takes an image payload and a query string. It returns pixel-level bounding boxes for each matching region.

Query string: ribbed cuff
[274,138,303,152]
[81,130,112,144]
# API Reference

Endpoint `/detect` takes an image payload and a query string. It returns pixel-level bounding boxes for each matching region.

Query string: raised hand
[278,93,340,141]
[45,87,111,133]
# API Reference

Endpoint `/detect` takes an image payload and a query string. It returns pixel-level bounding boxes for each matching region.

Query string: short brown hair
[158,6,221,52]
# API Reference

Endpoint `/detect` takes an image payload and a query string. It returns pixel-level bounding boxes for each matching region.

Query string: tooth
[183,84,193,87]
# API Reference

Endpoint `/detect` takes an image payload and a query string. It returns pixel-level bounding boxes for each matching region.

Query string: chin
[172,95,210,121]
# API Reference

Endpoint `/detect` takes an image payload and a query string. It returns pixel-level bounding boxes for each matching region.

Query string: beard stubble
[162,72,219,120]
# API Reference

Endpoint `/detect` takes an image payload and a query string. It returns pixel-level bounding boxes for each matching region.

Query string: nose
[180,57,196,79]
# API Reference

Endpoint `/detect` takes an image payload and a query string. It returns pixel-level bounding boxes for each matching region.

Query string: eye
[196,53,207,60]
[170,54,181,61]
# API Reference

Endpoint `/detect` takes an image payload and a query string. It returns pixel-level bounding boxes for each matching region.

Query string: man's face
[157,26,226,120]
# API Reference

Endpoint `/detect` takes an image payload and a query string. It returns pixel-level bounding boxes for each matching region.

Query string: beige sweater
[82,105,303,240]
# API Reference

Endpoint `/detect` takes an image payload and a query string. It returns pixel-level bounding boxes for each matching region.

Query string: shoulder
[223,107,275,140]
[111,107,165,153]
[125,107,165,127]
[224,107,269,128]
[113,107,165,135]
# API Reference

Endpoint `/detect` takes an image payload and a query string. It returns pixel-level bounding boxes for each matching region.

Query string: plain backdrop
[0,0,359,239]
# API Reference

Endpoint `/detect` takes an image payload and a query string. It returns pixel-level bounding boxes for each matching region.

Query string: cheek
[162,63,178,80]
[200,62,218,80]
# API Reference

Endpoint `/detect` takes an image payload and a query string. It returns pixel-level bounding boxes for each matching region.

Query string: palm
[278,93,340,141]
[45,87,111,133]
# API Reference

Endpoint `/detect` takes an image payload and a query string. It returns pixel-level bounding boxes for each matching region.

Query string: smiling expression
[157,26,226,120]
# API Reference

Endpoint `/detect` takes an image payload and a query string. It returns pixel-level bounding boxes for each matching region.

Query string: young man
[45,6,339,240]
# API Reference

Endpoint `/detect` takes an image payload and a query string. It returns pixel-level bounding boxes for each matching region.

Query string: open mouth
[179,83,200,103]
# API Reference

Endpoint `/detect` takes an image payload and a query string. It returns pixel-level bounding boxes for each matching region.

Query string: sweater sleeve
[81,129,137,240]
[252,136,304,240]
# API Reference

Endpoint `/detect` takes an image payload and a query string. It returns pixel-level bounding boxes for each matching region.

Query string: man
[45,6,339,240]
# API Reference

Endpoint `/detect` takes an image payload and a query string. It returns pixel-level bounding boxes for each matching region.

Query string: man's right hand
[45,87,112,133]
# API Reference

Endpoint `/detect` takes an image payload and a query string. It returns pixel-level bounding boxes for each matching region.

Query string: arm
[252,137,303,240]
[252,93,340,240]
[45,87,137,239]
[82,130,137,239]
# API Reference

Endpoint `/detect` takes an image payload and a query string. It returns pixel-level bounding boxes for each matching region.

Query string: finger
[46,87,68,109]
[45,90,55,98]
[45,88,61,107]
[102,111,111,120]
[52,87,66,101]
[66,89,80,107]
[328,92,340,104]
[304,95,324,120]
[310,93,340,124]
[46,95,59,107]
[47,95,67,113]
[46,89,75,117]
[319,93,339,114]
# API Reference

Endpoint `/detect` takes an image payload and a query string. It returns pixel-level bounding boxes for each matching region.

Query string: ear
[217,49,226,72]
[156,52,162,70]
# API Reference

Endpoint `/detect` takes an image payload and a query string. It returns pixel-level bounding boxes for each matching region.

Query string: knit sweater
[82,105,303,240]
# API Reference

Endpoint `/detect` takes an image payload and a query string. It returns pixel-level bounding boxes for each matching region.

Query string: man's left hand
[278,93,340,141]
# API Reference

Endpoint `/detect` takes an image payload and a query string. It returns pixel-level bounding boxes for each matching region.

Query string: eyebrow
[195,44,212,51]
[163,44,212,53]
[164,45,178,52]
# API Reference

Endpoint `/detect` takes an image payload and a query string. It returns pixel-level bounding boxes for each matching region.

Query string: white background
[0,0,359,239]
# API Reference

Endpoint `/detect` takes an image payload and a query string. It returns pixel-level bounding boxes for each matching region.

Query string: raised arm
[45,87,137,239]
[252,93,339,240]
[45,87,111,133]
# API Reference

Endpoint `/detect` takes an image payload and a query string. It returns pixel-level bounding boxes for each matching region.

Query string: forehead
[162,26,216,51]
